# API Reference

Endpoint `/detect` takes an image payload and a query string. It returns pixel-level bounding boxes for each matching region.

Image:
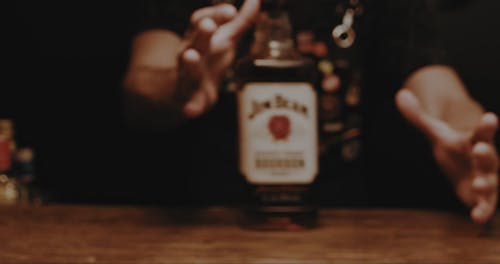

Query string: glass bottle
[235,0,319,230]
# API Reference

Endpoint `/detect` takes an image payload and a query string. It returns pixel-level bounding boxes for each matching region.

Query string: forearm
[123,67,185,131]
[404,65,484,132]
[123,30,186,131]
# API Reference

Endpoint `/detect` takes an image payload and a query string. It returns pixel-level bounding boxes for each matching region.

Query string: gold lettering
[248,100,272,119]
[255,159,305,169]
[248,94,309,119]
[275,95,289,108]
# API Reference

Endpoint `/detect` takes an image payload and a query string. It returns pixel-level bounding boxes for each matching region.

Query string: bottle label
[238,82,318,184]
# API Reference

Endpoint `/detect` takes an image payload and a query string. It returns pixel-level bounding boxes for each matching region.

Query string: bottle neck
[250,10,297,59]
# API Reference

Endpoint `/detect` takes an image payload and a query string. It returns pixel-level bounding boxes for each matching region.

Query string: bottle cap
[16,148,34,163]
[0,119,14,140]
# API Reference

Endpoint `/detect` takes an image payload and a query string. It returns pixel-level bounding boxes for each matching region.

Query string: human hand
[396,89,499,224]
[177,0,260,118]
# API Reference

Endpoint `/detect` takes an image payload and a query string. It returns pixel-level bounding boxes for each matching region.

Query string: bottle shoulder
[235,56,317,84]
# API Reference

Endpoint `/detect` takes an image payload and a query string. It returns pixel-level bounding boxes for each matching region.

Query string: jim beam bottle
[236,0,318,230]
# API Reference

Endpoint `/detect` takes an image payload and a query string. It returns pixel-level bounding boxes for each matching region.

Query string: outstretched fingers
[211,0,260,52]
[191,4,238,26]
[179,1,260,118]
[471,195,498,224]
[470,142,499,224]
[190,18,218,53]
[472,112,499,143]
[472,143,499,178]
[177,49,203,101]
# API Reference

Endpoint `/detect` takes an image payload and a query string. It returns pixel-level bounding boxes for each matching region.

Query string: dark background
[3,0,500,206]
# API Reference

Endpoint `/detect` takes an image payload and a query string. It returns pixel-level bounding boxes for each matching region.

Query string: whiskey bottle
[236,0,318,230]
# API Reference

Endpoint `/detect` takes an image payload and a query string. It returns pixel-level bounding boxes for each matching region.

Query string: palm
[396,89,499,224]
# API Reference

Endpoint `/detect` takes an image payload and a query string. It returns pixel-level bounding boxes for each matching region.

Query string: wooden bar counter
[0,205,499,263]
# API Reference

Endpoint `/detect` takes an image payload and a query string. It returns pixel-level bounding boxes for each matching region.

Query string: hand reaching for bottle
[396,89,499,224]
[177,0,260,118]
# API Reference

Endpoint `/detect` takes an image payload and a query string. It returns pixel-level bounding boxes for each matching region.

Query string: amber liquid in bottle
[236,1,319,230]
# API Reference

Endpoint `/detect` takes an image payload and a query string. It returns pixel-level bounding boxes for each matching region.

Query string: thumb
[395,89,454,143]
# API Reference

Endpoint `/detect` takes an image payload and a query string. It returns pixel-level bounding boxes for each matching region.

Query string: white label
[238,82,318,185]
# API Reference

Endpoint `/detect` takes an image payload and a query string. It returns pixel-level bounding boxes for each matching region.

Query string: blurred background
[3,0,500,206]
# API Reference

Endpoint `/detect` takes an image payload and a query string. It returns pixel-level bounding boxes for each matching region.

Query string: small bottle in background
[0,135,20,205]
[14,148,37,204]
[0,119,45,205]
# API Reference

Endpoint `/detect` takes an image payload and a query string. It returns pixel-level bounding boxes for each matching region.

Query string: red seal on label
[268,115,291,140]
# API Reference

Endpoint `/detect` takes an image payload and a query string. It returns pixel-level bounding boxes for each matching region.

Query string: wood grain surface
[0,205,499,264]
